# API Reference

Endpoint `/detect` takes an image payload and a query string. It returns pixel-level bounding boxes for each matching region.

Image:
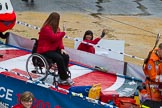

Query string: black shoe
[31,70,36,73]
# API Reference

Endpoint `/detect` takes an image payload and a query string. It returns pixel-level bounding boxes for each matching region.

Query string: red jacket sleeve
[59,38,64,49]
[40,26,65,42]
[84,37,101,45]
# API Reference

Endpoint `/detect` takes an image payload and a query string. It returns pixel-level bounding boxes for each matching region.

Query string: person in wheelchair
[36,12,74,86]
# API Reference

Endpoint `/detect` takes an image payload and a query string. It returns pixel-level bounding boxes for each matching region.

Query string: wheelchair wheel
[26,53,49,81]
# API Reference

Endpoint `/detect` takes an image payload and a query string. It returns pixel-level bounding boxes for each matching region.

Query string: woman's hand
[100,29,107,38]
[61,49,67,55]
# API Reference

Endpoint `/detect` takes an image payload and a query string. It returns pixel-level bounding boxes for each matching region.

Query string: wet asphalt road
[11,0,162,17]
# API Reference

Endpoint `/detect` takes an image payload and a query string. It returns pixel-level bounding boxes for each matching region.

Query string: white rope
[16,20,145,61]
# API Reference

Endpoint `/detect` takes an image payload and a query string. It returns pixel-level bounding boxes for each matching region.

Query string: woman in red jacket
[77,30,105,54]
[36,12,74,85]
[12,91,34,108]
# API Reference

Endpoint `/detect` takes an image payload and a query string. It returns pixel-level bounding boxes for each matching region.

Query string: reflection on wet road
[11,0,162,17]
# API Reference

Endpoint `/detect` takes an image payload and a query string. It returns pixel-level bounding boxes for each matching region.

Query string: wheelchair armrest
[31,38,38,41]
[31,38,38,54]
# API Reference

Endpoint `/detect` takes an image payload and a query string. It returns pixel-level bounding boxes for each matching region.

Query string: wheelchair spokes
[26,53,49,81]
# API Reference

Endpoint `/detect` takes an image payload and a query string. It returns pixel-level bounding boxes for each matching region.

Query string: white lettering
[0,87,6,98]
[0,87,13,101]
[6,89,13,101]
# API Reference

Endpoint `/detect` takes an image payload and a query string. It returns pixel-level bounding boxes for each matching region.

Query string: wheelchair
[26,38,71,86]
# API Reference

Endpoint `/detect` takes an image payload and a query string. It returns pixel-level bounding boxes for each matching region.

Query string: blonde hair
[20,91,34,102]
